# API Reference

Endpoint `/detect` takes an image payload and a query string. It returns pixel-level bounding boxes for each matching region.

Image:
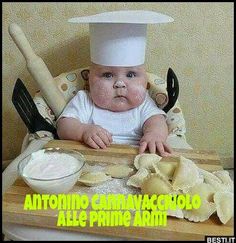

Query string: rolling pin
[8,23,67,117]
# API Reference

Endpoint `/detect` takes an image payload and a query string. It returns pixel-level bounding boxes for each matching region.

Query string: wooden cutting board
[2,140,234,240]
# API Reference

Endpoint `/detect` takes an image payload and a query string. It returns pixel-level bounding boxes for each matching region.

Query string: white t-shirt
[58,90,166,145]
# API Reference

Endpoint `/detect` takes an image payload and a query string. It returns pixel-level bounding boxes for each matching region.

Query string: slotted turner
[12,78,58,138]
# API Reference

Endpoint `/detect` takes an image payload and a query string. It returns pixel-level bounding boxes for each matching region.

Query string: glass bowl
[18,147,85,194]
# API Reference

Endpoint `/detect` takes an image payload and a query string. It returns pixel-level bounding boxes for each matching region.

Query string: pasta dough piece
[188,182,216,202]
[214,191,234,224]
[78,171,112,187]
[198,168,222,184]
[141,173,176,196]
[172,156,203,192]
[183,199,216,222]
[200,170,233,193]
[134,153,162,172]
[212,170,234,192]
[104,164,134,178]
[126,168,149,188]
[156,161,177,180]
[166,208,184,219]
[213,170,232,184]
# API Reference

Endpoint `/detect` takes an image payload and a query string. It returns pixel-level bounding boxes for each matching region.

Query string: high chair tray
[2,140,233,240]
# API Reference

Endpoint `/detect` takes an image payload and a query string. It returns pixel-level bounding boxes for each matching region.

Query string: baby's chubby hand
[140,114,173,157]
[139,132,173,157]
[82,124,113,149]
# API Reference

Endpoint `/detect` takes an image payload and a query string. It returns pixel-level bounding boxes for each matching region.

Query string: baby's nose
[113,80,126,88]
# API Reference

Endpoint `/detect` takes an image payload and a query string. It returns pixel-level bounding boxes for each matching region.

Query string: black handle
[163,68,179,113]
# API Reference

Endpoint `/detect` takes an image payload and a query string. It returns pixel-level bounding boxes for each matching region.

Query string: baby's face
[89,63,147,112]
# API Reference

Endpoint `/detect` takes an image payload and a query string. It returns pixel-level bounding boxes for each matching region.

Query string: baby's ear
[81,69,89,81]
[81,69,90,91]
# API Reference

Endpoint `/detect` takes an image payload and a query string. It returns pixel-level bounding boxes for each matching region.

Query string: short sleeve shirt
[58,90,166,145]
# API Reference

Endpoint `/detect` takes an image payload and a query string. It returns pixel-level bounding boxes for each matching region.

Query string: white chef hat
[68,10,173,67]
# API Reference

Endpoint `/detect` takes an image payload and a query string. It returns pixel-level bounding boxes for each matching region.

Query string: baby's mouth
[115,95,126,98]
[114,95,127,101]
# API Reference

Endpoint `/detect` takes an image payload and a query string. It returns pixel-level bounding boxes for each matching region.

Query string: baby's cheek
[97,88,111,104]
[90,83,112,107]
[128,85,146,104]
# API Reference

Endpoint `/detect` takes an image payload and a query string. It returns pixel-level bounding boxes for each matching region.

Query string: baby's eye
[102,72,113,79]
[126,71,136,78]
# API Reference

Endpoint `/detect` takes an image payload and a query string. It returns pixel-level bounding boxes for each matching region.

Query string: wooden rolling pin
[8,23,66,117]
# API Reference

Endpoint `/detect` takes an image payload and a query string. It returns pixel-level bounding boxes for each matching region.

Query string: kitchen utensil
[18,148,85,194]
[163,68,179,113]
[12,78,58,138]
[8,23,66,117]
[2,138,50,195]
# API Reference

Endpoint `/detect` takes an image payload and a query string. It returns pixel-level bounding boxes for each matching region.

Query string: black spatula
[12,78,58,138]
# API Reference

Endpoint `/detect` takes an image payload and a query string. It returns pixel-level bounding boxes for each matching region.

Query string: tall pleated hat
[68,10,173,67]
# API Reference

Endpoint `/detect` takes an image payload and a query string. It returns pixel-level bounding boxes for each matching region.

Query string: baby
[57,62,173,157]
[57,10,175,156]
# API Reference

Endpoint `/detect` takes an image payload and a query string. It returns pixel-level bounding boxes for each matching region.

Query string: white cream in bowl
[18,148,85,194]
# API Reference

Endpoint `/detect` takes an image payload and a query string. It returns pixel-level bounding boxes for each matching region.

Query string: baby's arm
[139,114,173,156]
[57,117,112,149]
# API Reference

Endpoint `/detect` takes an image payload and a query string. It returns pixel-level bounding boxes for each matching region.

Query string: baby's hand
[82,124,113,149]
[139,132,173,157]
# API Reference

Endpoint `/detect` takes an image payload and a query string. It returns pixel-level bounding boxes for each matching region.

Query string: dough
[188,182,216,202]
[78,171,111,186]
[156,161,177,180]
[183,199,216,222]
[141,173,175,196]
[127,168,149,188]
[198,168,222,184]
[201,170,233,193]
[172,156,203,192]
[214,191,234,224]
[167,208,184,219]
[104,164,134,178]
[134,153,162,172]
[131,155,235,224]
[213,170,234,192]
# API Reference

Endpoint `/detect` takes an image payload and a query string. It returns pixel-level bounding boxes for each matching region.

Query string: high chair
[3,23,192,241]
